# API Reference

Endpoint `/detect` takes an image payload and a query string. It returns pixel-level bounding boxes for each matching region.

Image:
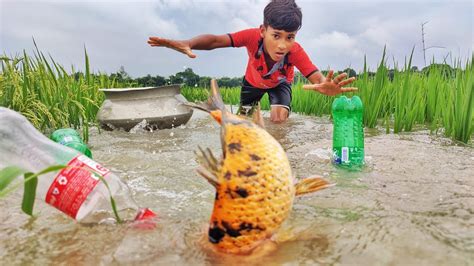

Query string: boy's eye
[273,34,280,39]
[287,36,295,40]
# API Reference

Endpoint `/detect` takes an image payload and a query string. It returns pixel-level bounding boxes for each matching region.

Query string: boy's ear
[259,24,266,38]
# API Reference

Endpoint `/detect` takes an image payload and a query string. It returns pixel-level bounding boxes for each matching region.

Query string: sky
[0,0,472,78]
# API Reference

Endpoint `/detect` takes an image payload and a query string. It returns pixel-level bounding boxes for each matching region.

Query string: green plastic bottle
[332,95,364,169]
[50,128,92,158]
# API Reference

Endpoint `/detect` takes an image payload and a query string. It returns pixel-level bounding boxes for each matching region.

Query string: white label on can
[342,147,349,162]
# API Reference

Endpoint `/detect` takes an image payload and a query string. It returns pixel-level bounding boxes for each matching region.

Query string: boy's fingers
[148,37,164,43]
[186,52,197,58]
[338,77,356,87]
[333,73,347,83]
[302,84,317,90]
[326,70,334,81]
[147,41,163,47]
[148,37,178,49]
[340,87,358,92]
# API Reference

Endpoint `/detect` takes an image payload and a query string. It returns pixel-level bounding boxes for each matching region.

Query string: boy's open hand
[303,70,357,96]
[148,37,196,58]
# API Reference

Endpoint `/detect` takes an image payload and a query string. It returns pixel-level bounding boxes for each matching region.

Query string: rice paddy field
[1,48,472,144]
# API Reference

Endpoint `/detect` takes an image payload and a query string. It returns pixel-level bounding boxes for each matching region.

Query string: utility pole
[421,21,446,66]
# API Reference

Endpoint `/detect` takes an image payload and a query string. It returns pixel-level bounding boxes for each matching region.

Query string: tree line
[106,63,456,88]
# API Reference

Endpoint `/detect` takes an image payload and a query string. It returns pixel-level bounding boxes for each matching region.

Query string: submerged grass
[1,45,472,143]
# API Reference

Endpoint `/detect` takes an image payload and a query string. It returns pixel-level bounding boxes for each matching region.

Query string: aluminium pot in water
[97,84,193,131]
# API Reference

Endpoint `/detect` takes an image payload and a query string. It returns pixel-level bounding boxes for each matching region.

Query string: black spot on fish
[239,222,253,230]
[222,221,242,237]
[215,192,219,200]
[239,222,265,232]
[209,225,226,244]
[228,142,242,153]
[235,187,249,198]
[250,154,261,161]
[238,168,258,177]
[224,171,232,180]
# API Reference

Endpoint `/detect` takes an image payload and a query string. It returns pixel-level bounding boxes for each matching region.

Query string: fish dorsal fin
[182,79,225,124]
[209,79,228,159]
[294,176,334,197]
[252,103,265,128]
[209,79,225,111]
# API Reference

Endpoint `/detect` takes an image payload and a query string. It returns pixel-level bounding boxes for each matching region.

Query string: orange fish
[188,79,332,255]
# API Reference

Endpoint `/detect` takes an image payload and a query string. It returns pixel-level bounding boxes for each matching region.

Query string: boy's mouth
[273,52,285,60]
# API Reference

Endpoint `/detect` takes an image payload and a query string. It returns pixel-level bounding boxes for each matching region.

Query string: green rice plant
[291,78,332,116]
[0,43,127,141]
[2,45,472,143]
[220,87,241,106]
[182,86,271,112]
[359,47,390,128]
[449,57,473,143]
[181,86,210,102]
[393,47,424,132]
[425,64,440,124]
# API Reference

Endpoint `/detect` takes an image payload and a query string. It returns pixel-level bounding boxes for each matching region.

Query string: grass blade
[21,172,38,216]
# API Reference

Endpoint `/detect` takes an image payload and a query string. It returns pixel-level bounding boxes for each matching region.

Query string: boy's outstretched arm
[303,70,358,96]
[147,34,231,58]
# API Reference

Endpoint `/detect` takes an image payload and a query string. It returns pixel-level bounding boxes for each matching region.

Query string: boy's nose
[277,42,286,50]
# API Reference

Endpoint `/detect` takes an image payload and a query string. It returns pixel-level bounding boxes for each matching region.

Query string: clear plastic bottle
[0,107,155,224]
[332,95,365,170]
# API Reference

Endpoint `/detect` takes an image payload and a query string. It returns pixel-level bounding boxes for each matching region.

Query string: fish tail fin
[183,79,225,123]
[294,176,334,197]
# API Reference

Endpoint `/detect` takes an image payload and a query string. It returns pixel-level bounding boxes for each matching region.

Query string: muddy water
[0,110,473,265]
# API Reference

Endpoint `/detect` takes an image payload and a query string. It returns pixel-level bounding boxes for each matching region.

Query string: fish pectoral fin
[246,239,277,257]
[195,146,221,173]
[196,167,219,188]
[195,146,221,188]
[294,176,335,197]
[272,223,327,244]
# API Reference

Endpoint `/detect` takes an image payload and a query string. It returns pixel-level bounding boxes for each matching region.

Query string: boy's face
[260,25,297,62]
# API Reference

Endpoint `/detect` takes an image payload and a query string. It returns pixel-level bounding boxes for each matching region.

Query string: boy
[148,0,357,123]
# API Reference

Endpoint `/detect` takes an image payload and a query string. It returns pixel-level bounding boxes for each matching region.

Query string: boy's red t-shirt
[228,28,319,89]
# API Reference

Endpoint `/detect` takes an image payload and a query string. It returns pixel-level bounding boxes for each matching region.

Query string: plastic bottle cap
[131,208,158,230]
[135,208,157,220]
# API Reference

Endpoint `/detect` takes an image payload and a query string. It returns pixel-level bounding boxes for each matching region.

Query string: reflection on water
[1,111,473,265]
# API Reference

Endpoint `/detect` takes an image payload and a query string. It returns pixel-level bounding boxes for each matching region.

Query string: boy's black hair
[263,0,302,32]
